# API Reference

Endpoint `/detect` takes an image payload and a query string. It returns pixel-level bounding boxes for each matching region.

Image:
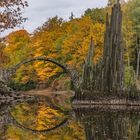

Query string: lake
[0,95,140,140]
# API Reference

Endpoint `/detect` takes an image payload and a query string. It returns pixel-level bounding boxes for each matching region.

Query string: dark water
[1,96,140,140]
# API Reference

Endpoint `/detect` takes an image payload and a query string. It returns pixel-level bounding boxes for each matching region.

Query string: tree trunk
[136,50,140,79]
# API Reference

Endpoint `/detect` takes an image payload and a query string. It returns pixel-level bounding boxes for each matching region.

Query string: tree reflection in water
[2,97,140,140]
[0,97,85,140]
[73,106,140,140]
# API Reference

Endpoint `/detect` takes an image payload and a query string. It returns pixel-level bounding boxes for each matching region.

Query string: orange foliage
[3,16,105,84]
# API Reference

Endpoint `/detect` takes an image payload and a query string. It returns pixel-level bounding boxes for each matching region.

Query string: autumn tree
[5,30,30,66]
[4,30,33,84]
[0,39,9,67]
[3,1,139,90]
[61,17,105,70]
[0,0,28,31]
[2,13,105,86]
[30,16,65,82]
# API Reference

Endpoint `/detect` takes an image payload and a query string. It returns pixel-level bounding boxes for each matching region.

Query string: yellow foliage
[3,16,105,84]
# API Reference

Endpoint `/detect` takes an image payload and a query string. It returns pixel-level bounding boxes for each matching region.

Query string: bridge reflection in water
[0,97,84,140]
[73,107,140,140]
[1,97,140,139]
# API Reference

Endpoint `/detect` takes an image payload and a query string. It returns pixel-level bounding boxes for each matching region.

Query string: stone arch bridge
[0,57,79,91]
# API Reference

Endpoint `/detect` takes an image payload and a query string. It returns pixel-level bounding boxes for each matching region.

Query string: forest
[0,0,140,91]
[1,0,140,139]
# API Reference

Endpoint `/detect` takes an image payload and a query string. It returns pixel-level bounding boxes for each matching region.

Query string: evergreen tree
[108,0,125,6]
[69,12,75,20]
[84,8,106,23]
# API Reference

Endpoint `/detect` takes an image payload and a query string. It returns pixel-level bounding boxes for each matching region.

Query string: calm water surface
[0,96,140,140]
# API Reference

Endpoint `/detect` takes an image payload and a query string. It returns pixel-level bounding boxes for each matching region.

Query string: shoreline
[72,99,140,107]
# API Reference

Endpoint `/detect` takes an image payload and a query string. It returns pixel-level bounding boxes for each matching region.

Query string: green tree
[125,0,140,73]
[84,8,106,23]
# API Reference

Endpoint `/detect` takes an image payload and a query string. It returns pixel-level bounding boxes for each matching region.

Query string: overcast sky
[2,0,109,36]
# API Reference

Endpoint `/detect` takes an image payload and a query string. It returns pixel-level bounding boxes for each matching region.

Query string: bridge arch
[11,114,69,134]
[0,57,79,91]
[5,57,72,82]
[13,57,69,74]
[0,110,68,135]
[5,57,79,90]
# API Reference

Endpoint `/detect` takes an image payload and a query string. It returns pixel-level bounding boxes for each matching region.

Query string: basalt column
[102,1,124,93]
